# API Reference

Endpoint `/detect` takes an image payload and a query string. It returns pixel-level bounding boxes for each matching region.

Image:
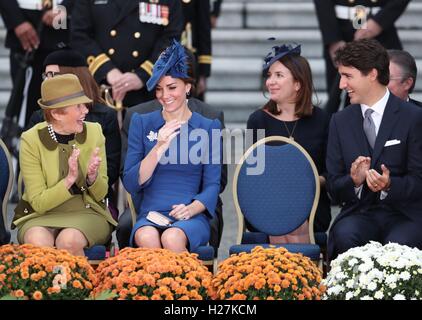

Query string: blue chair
[0,139,13,245]
[16,173,113,265]
[230,136,322,267]
[126,192,216,272]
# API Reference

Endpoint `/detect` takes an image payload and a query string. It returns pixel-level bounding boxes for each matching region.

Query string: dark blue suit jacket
[326,94,422,257]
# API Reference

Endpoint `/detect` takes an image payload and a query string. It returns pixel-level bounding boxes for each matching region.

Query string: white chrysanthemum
[348,258,358,267]
[327,285,343,296]
[346,279,355,289]
[345,292,354,300]
[367,282,377,291]
[399,271,411,281]
[360,296,374,300]
[374,291,384,299]
[385,274,397,284]
[393,294,406,300]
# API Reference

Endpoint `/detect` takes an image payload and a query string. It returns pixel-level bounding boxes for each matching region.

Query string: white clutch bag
[146,211,173,226]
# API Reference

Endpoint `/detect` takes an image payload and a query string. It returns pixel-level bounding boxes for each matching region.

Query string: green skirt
[17,211,113,247]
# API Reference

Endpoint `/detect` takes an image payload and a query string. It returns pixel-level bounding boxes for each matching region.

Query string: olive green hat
[38,73,92,109]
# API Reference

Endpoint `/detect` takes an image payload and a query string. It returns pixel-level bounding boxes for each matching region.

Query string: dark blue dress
[123,110,222,251]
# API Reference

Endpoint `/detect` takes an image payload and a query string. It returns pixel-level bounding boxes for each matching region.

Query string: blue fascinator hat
[146,40,189,91]
[263,43,301,71]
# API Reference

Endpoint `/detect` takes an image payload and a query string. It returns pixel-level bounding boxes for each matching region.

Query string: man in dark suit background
[117,97,227,254]
[326,39,422,262]
[0,0,73,125]
[387,49,422,107]
[313,0,410,115]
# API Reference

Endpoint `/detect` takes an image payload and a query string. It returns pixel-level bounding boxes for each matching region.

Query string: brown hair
[335,39,390,86]
[43,108,67,123]
[263,54,313,118]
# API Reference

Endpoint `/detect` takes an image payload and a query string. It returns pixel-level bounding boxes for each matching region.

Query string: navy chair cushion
[84,245,107,261]
[192,245,214,261]
[237,144,316,235]
[229,243,321,261]
[242,232,269,244]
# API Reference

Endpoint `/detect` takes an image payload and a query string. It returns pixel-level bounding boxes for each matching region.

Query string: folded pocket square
[384,139,401,147]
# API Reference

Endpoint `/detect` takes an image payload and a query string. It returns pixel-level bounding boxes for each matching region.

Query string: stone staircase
[1,1,422,127]
[206,0,422,126]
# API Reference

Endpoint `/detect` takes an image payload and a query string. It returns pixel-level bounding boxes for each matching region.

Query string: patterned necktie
[363,108,376,149]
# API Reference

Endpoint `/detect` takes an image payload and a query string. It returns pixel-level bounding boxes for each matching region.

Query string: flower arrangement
[0,244,96,300]
[323,241,422,300]
[93,247,215,300]
[212,246,325,300]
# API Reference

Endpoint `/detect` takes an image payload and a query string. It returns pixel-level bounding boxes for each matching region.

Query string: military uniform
[210,0,222,18]
[314,0,411,113]
[181,0,212,98]
[0,0,73,124]
[71,0,183,107]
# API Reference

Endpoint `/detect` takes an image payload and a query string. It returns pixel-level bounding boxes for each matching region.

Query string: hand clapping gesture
[366,164,391,192]
[87,147,101,185]
[350,156,371,188]
[65,147,80,189]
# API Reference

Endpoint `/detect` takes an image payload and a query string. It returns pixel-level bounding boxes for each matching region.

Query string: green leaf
[0,294,22,300]
[88,290,118,300]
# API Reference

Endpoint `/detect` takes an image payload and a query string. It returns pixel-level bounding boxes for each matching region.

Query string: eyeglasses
[389,76,405,82]
[42,71,61,81]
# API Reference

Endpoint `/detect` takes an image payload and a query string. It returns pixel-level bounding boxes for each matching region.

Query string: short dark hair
[263,54,313,118]
[388,49,418,93]
[334,39,390,86]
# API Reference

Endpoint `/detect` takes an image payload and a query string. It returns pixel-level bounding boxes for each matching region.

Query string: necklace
[47,123,58,143]
[281,120,298,140]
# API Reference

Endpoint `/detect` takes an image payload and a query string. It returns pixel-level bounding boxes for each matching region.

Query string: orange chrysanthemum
[0,244,95,300]
[93,248,215,300]
[212,247,325,300]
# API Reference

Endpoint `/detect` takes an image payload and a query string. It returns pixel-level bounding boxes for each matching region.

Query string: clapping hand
[65,147,80,189]
[366,164,391,192]
[350,156,371,187]
[87,147,101,185]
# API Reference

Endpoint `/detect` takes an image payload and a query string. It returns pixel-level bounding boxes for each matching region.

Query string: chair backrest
[233,136,320,244]
[0,139,14,242]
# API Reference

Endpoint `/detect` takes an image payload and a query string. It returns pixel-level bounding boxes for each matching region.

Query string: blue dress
[123,110,222,251]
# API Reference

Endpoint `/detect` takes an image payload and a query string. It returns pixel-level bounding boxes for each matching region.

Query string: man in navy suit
[326,39,422,262]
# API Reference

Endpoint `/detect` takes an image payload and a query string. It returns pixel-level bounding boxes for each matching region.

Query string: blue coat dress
[123,110,222,251]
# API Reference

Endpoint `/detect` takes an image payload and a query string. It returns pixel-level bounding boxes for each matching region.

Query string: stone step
[208,57,422,92]
[205,90,422,123]
[212,29,422,58]
[218,2,422,29]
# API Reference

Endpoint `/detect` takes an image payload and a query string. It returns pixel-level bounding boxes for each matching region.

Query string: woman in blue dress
[123,40,222,253]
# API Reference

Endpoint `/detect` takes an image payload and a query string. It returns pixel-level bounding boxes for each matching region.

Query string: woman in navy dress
[123,41,221,252]
[247,43,331,242]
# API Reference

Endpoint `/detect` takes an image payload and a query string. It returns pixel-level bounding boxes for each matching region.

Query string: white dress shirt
[355,89,390,200]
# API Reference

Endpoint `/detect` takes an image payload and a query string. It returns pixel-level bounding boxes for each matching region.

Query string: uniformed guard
[71,0,183,108]
[313,0,411,114]
[181,0,212,100]
[210,0,223,29]
[0,0,73,125]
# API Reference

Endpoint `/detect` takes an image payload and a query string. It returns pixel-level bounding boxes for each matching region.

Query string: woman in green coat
[13,74,117,256]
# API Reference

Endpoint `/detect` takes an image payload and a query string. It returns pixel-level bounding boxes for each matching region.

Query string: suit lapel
[112,0,139,28]
[371,95,400,166]
[350,105,371,156]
